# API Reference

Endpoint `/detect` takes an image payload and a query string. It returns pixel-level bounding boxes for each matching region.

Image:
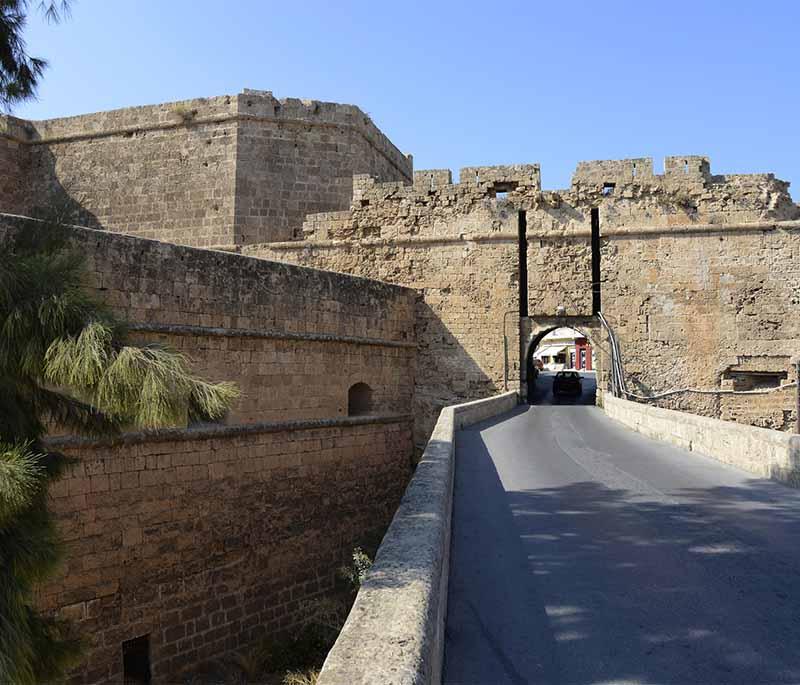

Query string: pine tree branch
[0,441,44,527]
[31,385,121,438]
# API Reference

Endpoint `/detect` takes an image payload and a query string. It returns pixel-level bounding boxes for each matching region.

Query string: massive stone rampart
[247,157,800,434]
[46,416,412,684]
[0,215,417,683]
[8,86,800,682]
[0,90,412,247]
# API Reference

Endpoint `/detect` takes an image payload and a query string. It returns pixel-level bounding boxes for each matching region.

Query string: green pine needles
[0,217,239,683]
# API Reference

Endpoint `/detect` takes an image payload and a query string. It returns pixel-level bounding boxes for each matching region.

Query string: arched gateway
[521,316,607,404]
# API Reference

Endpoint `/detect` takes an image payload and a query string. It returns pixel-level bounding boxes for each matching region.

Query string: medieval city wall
[234,90,413,244]
[247,167,536,446]
[45,418,412,684]
[1,97,241,246]
[247,157,800,434]
[0,116,29,212]
[0,216,416,683]
[0,90,412,248]
[535,157,800,430]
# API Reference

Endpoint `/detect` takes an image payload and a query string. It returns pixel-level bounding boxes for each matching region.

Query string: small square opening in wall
[490,181,517,200]
[123,635,151,684]
[727,370,787,391]
[602,182,616,196]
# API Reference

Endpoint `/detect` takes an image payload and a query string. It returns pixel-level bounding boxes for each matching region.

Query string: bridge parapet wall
[603,394,800,485]
[318,391,518,685]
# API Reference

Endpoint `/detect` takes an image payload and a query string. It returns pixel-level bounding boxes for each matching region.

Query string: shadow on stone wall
[25,145,101,228]
[412,299,499,451]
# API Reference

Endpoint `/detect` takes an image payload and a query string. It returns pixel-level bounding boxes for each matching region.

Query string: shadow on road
[445,412,800,684]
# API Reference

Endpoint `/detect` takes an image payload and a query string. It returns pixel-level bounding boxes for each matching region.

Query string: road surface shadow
[445,421,560,684]
[445,425,800,684]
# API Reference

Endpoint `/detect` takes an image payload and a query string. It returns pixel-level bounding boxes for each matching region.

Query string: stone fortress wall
[250,155,800,435]
[249,166,535,445]
[3,89,800,681]
[0,89,412,247]
[0,216,416,683]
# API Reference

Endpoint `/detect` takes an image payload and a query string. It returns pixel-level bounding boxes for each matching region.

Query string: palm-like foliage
[0,218,238,683]
[1,1,71,109]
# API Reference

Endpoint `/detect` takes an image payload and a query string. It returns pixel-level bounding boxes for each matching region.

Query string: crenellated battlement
[2,87,796,249]
[355,163,541,202]
[569,155,779,190]
[296,155,798,244]
[459,164,541,190]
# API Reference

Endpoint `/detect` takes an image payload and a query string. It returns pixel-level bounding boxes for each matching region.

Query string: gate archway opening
[525,325,598,405]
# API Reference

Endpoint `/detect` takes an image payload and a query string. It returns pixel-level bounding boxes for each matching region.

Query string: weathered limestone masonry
[581,159,800,430]
[248,156,800,436]
[0,216,416,683]
[0,89,411,247]
[0,116,28,211]
[3,86,800,679]
[249,167,531,445]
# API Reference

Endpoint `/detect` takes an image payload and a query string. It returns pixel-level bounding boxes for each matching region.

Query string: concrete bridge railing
[318,391,518,685]
[603,393,800,486]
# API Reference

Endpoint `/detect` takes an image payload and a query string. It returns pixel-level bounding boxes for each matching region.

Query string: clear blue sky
[14,0,800,197]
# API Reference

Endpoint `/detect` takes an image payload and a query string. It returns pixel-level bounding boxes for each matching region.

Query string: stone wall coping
[603,394,800,486]
[0,91,412,180]
[245,218,800,253]
[44,413,414,449]
[0,213,419,301]
[317,391,519,685]
[126,322,417,349]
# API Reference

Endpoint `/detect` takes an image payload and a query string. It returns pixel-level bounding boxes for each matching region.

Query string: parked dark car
[553,370,582,397]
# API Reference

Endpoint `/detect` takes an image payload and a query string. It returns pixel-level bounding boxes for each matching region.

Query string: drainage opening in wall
[123,634,151,684]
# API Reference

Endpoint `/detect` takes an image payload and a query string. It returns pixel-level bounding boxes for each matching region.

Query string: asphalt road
[444,375,800,684]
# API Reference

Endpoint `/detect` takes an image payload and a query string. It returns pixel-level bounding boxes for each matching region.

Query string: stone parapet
[603,393,800,485]
[317,391,518,685]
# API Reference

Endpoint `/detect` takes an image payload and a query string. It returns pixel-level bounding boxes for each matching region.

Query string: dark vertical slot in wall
[591,207,601,314]
[123,635,151,684]
[518,210,529,317]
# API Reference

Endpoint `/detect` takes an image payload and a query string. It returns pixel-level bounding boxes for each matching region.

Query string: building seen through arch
[532,327,595,371]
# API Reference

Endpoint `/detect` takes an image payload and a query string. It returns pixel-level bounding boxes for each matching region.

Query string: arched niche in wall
[348,382,373,416]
